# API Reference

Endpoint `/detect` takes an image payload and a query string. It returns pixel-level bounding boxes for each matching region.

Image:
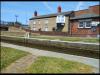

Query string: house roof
[29,11,73,20]
[70,13,100,20]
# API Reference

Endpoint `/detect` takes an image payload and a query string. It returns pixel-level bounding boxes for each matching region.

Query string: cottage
[29,5,100,37]
[29,6,74,33]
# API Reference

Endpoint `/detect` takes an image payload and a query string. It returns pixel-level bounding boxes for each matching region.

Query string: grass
[30,35,99,43]
[1,32,99,43]
[0,46,29,70]
[26,56,93,73]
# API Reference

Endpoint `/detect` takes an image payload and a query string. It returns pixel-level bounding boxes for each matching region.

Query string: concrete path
[1,42,99,73]
[1,54,37,73]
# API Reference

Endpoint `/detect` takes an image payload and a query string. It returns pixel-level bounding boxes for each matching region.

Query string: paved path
[1,42,99,73]
[1,54,37,73]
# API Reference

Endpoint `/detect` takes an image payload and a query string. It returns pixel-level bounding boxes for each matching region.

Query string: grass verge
[30,35,99,43]
[26,56,93,73]
[0,46,29,70]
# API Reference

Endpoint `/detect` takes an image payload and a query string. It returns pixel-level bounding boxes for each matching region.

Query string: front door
[45,27,48,31]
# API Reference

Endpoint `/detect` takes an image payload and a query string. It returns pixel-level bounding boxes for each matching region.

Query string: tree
[15,22,22,25]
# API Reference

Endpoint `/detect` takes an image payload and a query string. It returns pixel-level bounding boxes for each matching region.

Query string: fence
[23,28,68,36]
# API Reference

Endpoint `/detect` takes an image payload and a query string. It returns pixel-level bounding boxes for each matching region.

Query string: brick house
[70,5,100,37]
[29,5,100,37]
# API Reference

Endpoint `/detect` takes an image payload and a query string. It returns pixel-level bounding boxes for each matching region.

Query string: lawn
[0,46,29,70]
[26,56,93,73]
[1,33,99,43]
[30,35,99,43]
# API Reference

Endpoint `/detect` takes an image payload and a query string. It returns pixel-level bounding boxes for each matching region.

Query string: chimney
[34,10,37,16]
[58,6,61,13]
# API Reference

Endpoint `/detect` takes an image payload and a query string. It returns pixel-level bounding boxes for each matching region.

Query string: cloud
[75,1,84,11]
[42,2,54,13]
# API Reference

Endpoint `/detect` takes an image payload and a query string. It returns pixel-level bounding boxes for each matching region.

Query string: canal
[1,37,99,59]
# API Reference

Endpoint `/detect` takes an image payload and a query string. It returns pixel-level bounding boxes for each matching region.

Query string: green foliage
[15,22,22,25]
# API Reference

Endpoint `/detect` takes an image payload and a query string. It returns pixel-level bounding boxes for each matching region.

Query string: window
[79,21,84,28]
[33,24,35,27]
[45,24,48,31]
[45,19,48,24]
[33,27,36,31]
[85,21,91,28]
[45,24,48,27]
[39,20,40,24]
[33,24,36,31]
[78,20,91,28]
[33,21,36,24]
[33,21,36,31]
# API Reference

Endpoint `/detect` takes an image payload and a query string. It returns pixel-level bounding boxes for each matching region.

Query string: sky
[1,1,99,25]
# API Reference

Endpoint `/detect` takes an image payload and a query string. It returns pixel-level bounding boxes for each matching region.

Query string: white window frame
[85,21,91,28]
[33,21,36,31]
[45,24,48,28]
[38,20,40,24]
[33,21,36,24]
[33,27,36,31]
[45,27,48,31]
[33,23,35,27]
[78,20,91,28]
[78,21,84,28]
[45,19,48,24]
[44,24,48,31]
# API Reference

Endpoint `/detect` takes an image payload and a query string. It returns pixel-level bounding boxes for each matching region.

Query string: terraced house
[29,6,74,33]
[29,5,100,37]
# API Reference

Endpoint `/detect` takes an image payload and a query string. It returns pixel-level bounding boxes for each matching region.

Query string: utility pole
[15,15,18,23]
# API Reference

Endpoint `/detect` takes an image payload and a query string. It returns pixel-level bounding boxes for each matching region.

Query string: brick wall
[30,31,68,36]
[74,9,89,16]
[89,5,100,14]
[70,19,99,37]
[74,5,100,16]
[8,26,26,32]
[70,5,100,37]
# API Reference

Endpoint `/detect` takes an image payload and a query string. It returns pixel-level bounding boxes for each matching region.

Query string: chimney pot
[58,6,61,13]
[34,10,37,16]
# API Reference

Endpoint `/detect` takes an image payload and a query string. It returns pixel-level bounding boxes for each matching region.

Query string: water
[1,38,99,59]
